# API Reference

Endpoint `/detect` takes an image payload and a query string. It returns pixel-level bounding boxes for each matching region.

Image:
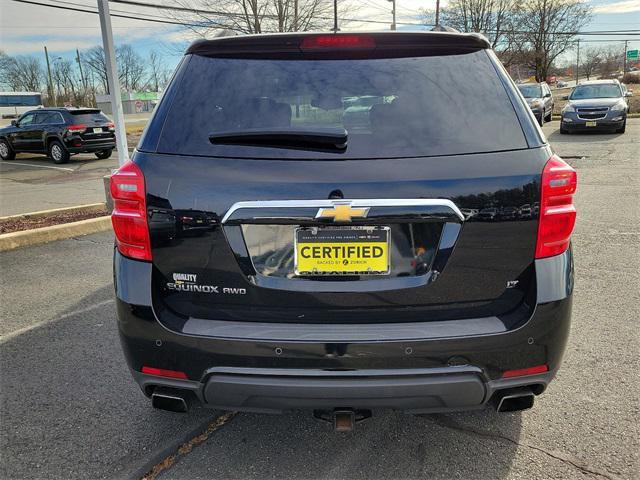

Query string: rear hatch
[67,109,114,141]
[137,33,548,325]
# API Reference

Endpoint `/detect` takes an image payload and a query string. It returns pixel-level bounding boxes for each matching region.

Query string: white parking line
[1,162,74,172]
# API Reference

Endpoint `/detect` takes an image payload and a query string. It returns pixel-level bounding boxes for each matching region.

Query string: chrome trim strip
[222,199,465,223]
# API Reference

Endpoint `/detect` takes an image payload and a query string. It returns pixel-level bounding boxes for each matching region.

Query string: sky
[1,0,639,73]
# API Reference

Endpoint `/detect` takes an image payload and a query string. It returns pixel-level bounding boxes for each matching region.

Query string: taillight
[67,124,86,133]
[300,35,375,50]
[502,364,548,378]
[106,122,115,131]
[110,161,152,261]
[141,366,188,380]
[535,155,577,259]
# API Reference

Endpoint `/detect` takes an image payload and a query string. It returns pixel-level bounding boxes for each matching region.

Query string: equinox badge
[315,202,370,222]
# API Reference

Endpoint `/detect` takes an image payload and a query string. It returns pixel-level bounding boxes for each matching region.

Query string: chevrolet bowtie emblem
[315,203,370,222]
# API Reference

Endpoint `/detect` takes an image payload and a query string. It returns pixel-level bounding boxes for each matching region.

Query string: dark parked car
[111,32,577,428]
[517,82,554,126]
[0,108,116,164]
[561,80,629,134]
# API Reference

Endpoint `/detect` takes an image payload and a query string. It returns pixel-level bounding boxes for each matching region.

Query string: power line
[8,0,640,36]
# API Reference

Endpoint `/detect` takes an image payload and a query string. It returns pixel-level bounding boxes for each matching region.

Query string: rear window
[68,110,110,124]
[157,51,527,159]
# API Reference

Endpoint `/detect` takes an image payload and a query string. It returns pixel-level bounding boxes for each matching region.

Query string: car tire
[95,149,113,160]
[545,110,553,122]
[0,139,16,160]
[616,121,626,134]
[538,115,544,127]
[48,140,70,164]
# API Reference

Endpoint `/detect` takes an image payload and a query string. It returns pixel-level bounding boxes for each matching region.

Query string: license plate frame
[93,127,103,134]
[585,121,597,127]
[294,226,390,276]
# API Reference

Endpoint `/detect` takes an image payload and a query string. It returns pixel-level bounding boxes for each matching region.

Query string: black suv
[0,108,116,164]
[517,82,554,126]
[111,33,576,424]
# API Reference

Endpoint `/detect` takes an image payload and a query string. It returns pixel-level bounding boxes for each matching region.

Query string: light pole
[44,46,56,107]
[387,0,396,31]
[97,0,128,166]
[435,0,441,27]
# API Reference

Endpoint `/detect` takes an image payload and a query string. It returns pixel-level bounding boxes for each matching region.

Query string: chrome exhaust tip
[493,388,535,413]
[151,387,191,413]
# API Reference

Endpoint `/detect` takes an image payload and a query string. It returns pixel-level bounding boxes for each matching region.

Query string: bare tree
[0,55,44,91]
[599,46,624,79]
[581,47,602,80]
[147,50,170,92]
[510,0,591,82]
[434,0,522,49]
[165,0,350,36]
[118,45,146,91]
[83,46,108,93]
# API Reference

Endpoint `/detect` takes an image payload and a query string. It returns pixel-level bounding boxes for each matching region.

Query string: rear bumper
[561,114,625,131]
[64,138,115,153]
[114,248,573,413]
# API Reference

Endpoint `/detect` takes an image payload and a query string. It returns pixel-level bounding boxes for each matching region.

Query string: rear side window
[158,51,527,159]
[68,110,110,124]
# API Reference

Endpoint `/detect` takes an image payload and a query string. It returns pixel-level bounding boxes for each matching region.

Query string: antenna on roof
[333,0,339,32]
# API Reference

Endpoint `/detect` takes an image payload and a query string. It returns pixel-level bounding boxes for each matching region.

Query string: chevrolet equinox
[112,32,576,425]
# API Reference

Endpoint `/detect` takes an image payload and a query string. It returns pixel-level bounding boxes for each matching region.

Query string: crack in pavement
[141,412,237,480]
[425,415,624,480]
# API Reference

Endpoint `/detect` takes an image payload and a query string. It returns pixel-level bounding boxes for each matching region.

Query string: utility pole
[44,46,56,107]
[575,39,580,86]
[623,40,628,74]
[76,49,87,107]
[388,0,396,31]
[332,0,339,32]
[435,0,441,27]
[293,0,298,31]
[97,0,128,166]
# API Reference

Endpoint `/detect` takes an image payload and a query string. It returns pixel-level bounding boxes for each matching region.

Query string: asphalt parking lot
[1,121,638,480]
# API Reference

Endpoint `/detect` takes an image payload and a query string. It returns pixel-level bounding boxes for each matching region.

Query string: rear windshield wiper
[209,127,348,152]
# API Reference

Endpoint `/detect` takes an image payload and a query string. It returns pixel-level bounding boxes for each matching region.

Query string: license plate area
[93,127,103,133]
[295,226,390,276]
[585,121,597,127]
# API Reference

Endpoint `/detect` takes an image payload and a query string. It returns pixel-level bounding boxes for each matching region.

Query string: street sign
[627,49,639,59]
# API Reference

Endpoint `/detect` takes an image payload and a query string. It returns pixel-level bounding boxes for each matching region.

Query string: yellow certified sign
[295,227,390,275]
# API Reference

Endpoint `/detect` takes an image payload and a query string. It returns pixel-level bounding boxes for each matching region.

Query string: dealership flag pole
[97,0,128,166]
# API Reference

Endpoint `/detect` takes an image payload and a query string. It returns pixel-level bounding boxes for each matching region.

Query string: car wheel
[616,121,626,134]
[545,110,553,122]
[538,115,544,127]
[48,140,70,164]
[0,139,16,160]
[95,149,113,160]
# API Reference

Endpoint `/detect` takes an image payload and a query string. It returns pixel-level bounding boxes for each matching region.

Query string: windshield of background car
[157,51,527,159]
[570,84,622,99]
[517,85,542,98]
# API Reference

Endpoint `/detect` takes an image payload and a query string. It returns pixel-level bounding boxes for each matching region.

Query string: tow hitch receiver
[313,408,372,432]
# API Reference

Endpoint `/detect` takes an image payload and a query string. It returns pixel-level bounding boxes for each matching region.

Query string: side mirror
[624,91,633,97]
[544,93,552,98]
[10,120,17,126]
[562,95,569,100]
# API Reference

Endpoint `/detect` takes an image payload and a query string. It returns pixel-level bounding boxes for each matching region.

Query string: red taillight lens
[300,35,375,50]
[67,124,87,133]
[141,366,188,380]
[110,161,152,261]
[502,364,549,378]
[535,155,577,259]
[106,122,115,131]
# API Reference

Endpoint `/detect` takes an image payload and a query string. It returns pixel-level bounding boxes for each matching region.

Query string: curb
[0,216,112,252]
[0,203,107,222]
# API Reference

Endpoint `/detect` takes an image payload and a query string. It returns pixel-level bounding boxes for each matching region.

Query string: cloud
[593,0,640,13]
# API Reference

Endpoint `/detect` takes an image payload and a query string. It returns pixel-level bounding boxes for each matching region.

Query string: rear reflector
[67,124,86,133]
[141,366,188,380]
[110,161,152,261]
[535,155,577,259]
[301,35,375,50]
[502,364,548,378]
